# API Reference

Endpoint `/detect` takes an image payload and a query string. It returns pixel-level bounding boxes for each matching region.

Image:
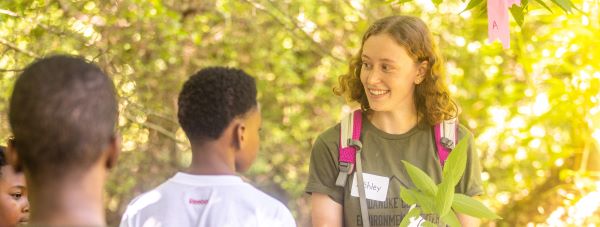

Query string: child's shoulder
[232,182,291,211]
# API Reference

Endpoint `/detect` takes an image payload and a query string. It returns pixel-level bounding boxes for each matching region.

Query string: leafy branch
[0,37,39,58]
[399,137,501,227]
[241,0,346,62]
[460,0,578,27]
[121,110,187,146]
[0,68,24,72]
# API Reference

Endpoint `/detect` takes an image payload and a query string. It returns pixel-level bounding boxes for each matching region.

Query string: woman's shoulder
[314,122,342,145]
[457,123,474,142]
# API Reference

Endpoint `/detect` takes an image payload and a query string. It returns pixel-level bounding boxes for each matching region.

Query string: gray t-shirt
[306,116,483,227]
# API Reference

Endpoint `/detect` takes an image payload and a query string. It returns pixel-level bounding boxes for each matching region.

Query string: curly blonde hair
[334,15,458,126]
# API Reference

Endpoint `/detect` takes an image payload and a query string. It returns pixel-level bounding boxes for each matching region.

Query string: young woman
[306,16,483,227]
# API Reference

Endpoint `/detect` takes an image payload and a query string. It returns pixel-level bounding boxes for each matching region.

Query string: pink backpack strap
[335,109,362,187]
[434,118,458,168]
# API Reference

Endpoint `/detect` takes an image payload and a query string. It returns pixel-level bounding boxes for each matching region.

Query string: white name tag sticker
[350,172,390,201]
[407,204,426,227]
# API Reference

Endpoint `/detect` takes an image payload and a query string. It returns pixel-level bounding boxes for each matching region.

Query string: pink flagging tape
[488,0,521,49]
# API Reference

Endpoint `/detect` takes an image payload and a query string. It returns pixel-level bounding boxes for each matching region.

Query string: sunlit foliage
[1,0,598,226]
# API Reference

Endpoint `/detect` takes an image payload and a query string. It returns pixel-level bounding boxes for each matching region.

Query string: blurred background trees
[1,0,598,226]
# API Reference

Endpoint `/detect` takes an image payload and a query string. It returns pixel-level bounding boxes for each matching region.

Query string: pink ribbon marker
[488,0,521,49]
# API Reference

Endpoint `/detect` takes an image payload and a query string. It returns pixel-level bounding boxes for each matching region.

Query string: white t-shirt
[120,172,296,227]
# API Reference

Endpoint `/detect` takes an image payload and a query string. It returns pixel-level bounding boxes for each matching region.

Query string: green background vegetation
[1,0,599,226]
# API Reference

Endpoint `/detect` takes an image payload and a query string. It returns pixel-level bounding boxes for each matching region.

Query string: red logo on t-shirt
[189,198,209,205]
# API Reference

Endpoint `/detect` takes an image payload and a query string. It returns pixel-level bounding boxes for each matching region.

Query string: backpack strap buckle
[440,137,454,149]
[347,139,362,151]
[441,118,457,149]
[335,161,354,187]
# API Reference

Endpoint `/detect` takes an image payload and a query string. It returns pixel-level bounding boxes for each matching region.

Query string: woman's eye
[382,64,392,72]
[362,62,372,70]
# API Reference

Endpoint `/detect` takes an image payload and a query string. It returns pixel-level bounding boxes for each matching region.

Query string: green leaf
[442,137,469,187]
[399,186,416,205]
[550,0,573,13]
[422,221,438,227]
[440,211,461,227]
[534,0,553,12]
[435,180,455,216]
[509,5,525,27]
[452,193,502,220]
[431,0,442,6]
[461,0,484,13]
[402,160,438,196]
[399,206,421,227]
[409,190,435,213]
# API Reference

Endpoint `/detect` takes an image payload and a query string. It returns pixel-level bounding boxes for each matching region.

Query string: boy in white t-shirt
[120,67,296,227]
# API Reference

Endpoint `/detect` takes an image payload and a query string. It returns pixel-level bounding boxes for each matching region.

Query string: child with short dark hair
[0,144,29,226]
[7,55,120,226]
[120,67,295,226]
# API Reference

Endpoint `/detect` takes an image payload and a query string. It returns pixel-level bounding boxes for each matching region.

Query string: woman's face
[0,165,29,225]
[360,34,425,112]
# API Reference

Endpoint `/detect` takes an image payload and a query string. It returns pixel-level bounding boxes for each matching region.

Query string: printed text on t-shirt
[189,199,209,205]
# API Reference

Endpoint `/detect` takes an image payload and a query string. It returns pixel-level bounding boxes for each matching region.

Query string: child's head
[0,145,29,225]
[8,55,119,184]
[178,67,259,172]
[335,15,457,125]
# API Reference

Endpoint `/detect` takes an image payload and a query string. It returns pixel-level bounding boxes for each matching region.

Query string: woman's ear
[6,137,23,172]
[415,60,429,84]
[105,134,121,169]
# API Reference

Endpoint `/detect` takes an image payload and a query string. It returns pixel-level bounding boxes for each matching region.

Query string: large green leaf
[402,160,438,196]
[461,0,484,13]
[534,0,553,12]
[440,211,461,227]
[399,186,416,205]
[399,206,421,227]
[509,4,525,27]
[550,0,573,12]
[435,180,455,216]
[409,190,435,213]
[442,137,469,186]
[452,193,502,220]
[422,221,438,227]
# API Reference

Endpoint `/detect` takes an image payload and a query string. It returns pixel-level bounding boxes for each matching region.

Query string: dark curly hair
[9,55,118,180]
[178,67,257,142]
[334,16,458,125]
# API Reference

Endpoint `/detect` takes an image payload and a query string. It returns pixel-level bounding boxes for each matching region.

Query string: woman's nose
[365,70,381,85]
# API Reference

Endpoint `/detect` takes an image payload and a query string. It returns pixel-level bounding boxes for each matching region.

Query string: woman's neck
[367,105,418,134]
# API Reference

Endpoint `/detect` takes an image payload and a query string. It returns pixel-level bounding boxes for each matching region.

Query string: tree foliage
[1,0,598,226]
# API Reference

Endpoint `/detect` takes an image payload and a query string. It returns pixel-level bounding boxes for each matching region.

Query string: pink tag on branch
[487,0,520,49]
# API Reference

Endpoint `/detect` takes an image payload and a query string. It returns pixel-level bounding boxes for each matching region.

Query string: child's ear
[105,134,121,170]
[232,120,246,151]
[6,138,23,172]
